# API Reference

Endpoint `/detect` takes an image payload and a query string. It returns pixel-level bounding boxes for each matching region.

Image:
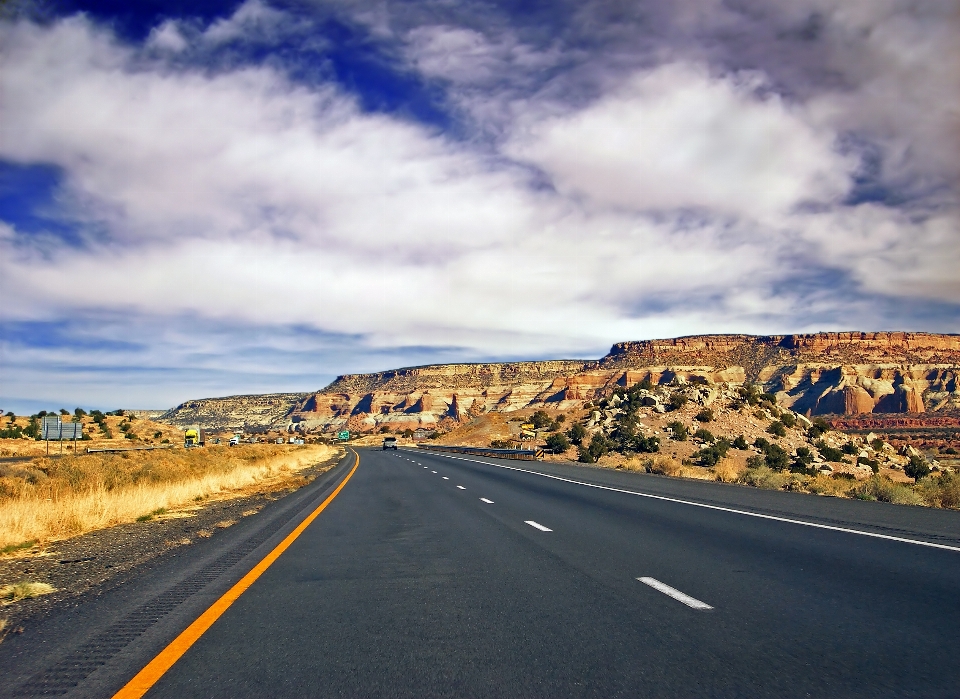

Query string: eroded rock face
[160,333,960,431]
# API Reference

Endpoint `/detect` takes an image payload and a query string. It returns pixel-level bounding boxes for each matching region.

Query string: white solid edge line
[480,498,494,504]
[457,485,466,489]
[638,577,713,610]
[436,455,960,553]
[525,520,552,532]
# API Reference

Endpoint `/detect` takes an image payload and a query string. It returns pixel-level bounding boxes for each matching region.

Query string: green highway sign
[337,431,350,440]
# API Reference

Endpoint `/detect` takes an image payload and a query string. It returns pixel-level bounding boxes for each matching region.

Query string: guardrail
[415,444,543,461]
[85,445,177,454]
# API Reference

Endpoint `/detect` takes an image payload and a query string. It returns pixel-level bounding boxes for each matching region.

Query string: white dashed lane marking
[525,520,552,532]
[480,498,494,504]
[457,486,466,490]
[442,476,449,480]
[637,577,713,610]
[432,471,437,474]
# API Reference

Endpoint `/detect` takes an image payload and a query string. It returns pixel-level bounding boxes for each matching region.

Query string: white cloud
[1,5,957,408]
[201,0,287,44]
[146,20,189,53]
[507,63,855,219]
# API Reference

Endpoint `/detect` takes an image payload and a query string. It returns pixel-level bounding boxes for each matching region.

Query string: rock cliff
[159,332,960,431]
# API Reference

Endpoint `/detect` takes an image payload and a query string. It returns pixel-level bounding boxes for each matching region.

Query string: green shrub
[841,442,858,455]
[633,435,660,454]
[666,421,687,441]
[586,433,610,461]
[808,418,830,438]
[694,408,714,422]
[871,438,886,451]
[530,410,552,429]
[779,412,796,428]
[731,435,749,450]
[791,446,814,474]
[566,423,587,446]
[490,439,511,449]
[815,440,845,462]
[916,472,960,509]
[763,443,790,470]
[904,455,931,481]
[669,394,688,410]
[544,433,571,453]
[695,440,729,467]
[766,421,787,437]
[693,428,715,443]
[851,476,923,505]
[739,465,789,490]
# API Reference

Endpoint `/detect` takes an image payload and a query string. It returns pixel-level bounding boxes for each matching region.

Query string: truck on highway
[382,437,398,450]
[184,426,205,448]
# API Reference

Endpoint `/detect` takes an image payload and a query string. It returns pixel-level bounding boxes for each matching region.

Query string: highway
[3,447,960,698]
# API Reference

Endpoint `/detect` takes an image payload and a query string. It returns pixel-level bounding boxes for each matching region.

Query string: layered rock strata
[160,332,960,431]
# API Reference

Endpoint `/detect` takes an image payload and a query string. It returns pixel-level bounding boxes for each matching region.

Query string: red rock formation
[844,386,875,414]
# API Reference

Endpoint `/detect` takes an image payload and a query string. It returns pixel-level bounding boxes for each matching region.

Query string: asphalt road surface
[3,447,960,698]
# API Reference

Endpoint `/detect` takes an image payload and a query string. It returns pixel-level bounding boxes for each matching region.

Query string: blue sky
[1,0,958,413]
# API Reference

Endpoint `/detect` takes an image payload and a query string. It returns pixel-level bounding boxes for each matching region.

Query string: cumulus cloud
[0,0,957,409]
[507,63,855,218]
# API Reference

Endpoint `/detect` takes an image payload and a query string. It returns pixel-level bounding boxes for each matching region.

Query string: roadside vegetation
[0,444,339,549]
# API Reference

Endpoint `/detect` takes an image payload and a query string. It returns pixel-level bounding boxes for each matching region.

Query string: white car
[229,436,240,446]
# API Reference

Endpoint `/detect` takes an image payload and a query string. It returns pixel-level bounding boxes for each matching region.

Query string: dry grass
[644,455,683,477]
[916,472,960,509]
[712,458,746,483]
[851,476,924,505]
[1,581,56,605]
[0,444,338,548]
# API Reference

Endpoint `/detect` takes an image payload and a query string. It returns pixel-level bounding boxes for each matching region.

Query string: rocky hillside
[159,332,960,433]
[159,393,307,430]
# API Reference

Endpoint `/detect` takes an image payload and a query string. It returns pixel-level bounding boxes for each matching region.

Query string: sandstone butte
[160,332,960,432]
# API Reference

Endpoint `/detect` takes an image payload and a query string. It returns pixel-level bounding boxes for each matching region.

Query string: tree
[567,423,587,446]
[555,414,566,425]
[59,408,69,415]
[732,435,749,450]
[669,394,688,411]
[904,455,931,481]
[74,407,86,418]
[586,433,610,461]
[637,377,654,391]
[779,412,796,428]
[791,446,814,474]
[544,433,571,453]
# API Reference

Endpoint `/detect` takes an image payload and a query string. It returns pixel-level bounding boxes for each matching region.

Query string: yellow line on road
[112,450,360,699]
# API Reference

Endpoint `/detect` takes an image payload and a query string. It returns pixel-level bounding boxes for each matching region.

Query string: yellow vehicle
[184,426,205,447]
